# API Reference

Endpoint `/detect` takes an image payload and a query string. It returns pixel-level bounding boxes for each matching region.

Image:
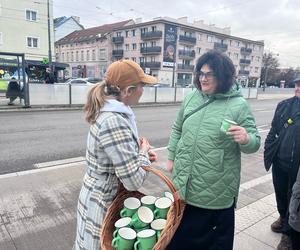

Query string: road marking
[34,157,85,168]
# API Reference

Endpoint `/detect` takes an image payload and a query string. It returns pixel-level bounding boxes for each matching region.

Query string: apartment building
[55,20,134,79]
[54,16,84,42]
[0,0,66,81]
[56,17,264,87]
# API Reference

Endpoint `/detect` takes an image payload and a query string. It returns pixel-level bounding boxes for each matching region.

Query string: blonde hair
[84,81,124,124]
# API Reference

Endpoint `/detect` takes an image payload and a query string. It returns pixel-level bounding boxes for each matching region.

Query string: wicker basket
[101,166,185,250]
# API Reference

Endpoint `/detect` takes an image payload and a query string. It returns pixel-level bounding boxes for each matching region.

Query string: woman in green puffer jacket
[166,51,260,250]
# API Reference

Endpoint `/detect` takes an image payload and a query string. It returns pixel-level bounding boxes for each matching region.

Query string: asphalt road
[0,99,282,175]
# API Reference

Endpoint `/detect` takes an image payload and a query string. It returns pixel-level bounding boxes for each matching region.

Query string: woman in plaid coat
[74,60,157,250]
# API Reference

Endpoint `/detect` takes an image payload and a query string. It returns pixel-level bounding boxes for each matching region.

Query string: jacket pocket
[289,194,300,219]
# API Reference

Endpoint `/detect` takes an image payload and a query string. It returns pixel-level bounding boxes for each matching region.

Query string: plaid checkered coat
[75,111,150,250]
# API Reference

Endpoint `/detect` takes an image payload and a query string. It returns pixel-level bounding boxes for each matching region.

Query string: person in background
[44,67,55,84]
[6,77,23,105]
[166,50,260,250]
[289,167,300,249]
[74,60,157,250]
[265,77,300,250]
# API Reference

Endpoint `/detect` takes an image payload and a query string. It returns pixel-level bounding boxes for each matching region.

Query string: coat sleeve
[167,102,185,161]
[265,103,280,147]
[237,99,261,154]
[99,115,150,191]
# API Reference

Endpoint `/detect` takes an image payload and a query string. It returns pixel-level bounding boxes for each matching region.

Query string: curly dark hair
[194,50,236,94]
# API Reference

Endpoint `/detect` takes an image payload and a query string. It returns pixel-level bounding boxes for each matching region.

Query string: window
[141,27,148,34]
[27,37,38,48]
[151,56,156,62]
[81,51,84,61]
[197,47,201,54]
[76,51,79,61]
[0,32,3,45]
[125,44,129,51]
[151,41,156,47]
[132,29,136,37]
[116,32,122,37]
[228,52,231,58]
[131,57,136,62]
[71,52,74,62]
[139,57,145,63]
[251,56,254,61]
[92,50,96,60]
[26,10,37,21]
[86,50,90,61]
[61,52,64,62]
[140,43,146,48]
[125,31,129,37]
[255,67,259,73]
[236,41,240,47]
[66,52,69,61]
[229,40,233,46]
[198,34,202,41]
[55,53,59,61]
[151,26,157,32]
[132,43,137,50]
[99,49,106,60]
[256,56,260,62]
[207,35,213,43]
[234,53,239,59]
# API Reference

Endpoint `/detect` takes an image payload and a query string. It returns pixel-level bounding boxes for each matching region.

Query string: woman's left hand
[227,126,249,145]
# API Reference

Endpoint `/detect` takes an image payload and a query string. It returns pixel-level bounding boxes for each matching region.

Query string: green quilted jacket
[168,84,260,209]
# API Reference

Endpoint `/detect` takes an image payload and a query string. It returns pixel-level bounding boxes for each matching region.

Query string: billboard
[163,24,177,68]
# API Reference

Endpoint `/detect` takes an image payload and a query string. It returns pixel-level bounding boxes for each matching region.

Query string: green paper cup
[130,206,154,230]
[113,217,131,238]
[220,119,237,133]
[151,219,166,239]
[111,227,136,250]
[120,197,141,218]
[134,229,157,250]
[154,197,172,219]
[141,195,157,211]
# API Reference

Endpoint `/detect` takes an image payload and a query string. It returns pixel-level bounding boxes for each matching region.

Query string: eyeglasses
[199,71,215,80]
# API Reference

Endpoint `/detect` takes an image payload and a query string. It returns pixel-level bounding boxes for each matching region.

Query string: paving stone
[259,194,276,207]
[240,188,267,201]
[0,224,16,250]
[234,232,275,250]
[243,215,281,249]
[236,206,269,231]
[246,200,276,216]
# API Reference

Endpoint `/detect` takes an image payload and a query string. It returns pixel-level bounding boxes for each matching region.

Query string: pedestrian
[289,167,300,250]
[264,77,300,250]
[44,67,55,84]
[74,59,157,250]
[6,77,23,105]
[166,50,260,250]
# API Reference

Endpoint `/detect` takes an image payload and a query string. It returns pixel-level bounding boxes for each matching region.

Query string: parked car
[85,77,102,83]
[64,78,94,85]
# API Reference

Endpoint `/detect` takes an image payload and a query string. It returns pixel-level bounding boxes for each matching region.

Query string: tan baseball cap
[104,59,157,88]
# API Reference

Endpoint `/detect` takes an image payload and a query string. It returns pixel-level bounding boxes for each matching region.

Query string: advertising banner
[163,24,177,68]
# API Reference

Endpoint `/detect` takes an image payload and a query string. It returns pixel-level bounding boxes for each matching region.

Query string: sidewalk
[0,149,280,249]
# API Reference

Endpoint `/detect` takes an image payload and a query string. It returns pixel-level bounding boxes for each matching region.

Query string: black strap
[183,98,215,124]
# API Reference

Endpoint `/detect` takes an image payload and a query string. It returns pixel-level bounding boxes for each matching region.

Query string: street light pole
[47,0,53,72]
[263,66,268,92]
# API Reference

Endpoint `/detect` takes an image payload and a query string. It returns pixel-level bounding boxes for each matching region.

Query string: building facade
[0,0,55,63]
[54,16,84,42]
[55,20,134,79]
[56,17,264,87]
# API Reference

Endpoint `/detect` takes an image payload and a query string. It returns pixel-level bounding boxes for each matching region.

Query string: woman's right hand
[166,160,174,172]
[139,137,151,153]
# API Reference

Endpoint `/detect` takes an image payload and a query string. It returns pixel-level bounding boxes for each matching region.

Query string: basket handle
[142,166,182,217]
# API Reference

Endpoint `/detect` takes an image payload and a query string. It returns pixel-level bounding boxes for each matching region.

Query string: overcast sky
[53,0,300,68]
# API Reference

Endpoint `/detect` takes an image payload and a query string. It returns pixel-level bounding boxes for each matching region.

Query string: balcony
[141,31,163,40]
[241,47,252,54]
[240,59,251,65]
[112,50,124,57]
[140,62,161,69]
[112,36,124,44]
[178,50,195,59]
[214,42,228,51]
[140,46,162,54]
[238,70,250,75]
[178,35,196,44]
[177,64,194,71]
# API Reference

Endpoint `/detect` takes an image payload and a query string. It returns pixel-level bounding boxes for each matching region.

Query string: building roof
[54,16,84,30]
[55,19,133,45]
